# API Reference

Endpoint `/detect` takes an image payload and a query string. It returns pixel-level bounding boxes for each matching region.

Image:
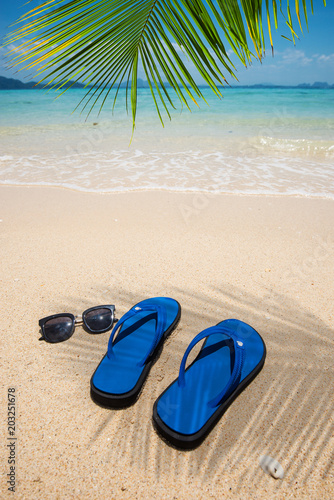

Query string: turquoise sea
[0,87,333,197]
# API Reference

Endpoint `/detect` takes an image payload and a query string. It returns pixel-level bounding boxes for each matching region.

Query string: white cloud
[4,41,30,55]
[265,48,334,70]
[280,48,313,65]
[317,53,334,63]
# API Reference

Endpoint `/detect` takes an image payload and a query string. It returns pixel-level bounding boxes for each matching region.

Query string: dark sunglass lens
[84,308,112,332]
[44,316,73,342]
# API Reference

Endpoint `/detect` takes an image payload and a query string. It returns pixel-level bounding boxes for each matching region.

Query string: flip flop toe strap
[178,325,245,408]
[107,304,167,366]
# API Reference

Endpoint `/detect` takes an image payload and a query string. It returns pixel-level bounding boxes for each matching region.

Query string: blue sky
[0,0,333,86]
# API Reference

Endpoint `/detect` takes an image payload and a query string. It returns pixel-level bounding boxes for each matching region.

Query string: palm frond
[3,0,326,129]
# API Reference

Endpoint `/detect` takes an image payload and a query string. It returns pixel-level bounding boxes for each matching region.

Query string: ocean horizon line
[1,75,333,91]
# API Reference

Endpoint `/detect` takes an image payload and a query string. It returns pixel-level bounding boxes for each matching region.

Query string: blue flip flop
[91,297,181,407]
[153,319,266,449]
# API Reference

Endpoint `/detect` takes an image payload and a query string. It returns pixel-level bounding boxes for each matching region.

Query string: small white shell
[259,455,284,479]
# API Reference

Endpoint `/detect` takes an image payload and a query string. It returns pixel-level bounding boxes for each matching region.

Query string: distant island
[0,75,333,90]
[0,76,87,90]
[0,76,150,90]
[229,81,334,89]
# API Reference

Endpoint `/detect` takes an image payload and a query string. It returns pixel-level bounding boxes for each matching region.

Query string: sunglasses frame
[39,305,116,343]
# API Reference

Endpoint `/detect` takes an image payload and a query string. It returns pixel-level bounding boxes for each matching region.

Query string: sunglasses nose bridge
[75,315,83,325]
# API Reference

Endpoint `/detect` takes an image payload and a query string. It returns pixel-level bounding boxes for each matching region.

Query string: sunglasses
[39,305,116,343]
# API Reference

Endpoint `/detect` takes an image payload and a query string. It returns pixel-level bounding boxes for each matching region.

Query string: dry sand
[0,186,333,499]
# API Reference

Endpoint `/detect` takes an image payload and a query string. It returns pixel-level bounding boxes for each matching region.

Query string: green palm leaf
[3,0,326,130]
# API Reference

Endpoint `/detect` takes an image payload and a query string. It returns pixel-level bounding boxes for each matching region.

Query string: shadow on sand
[46,282,334,491]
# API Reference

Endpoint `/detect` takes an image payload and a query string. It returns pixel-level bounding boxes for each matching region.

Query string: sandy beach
[0,185,333,498]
